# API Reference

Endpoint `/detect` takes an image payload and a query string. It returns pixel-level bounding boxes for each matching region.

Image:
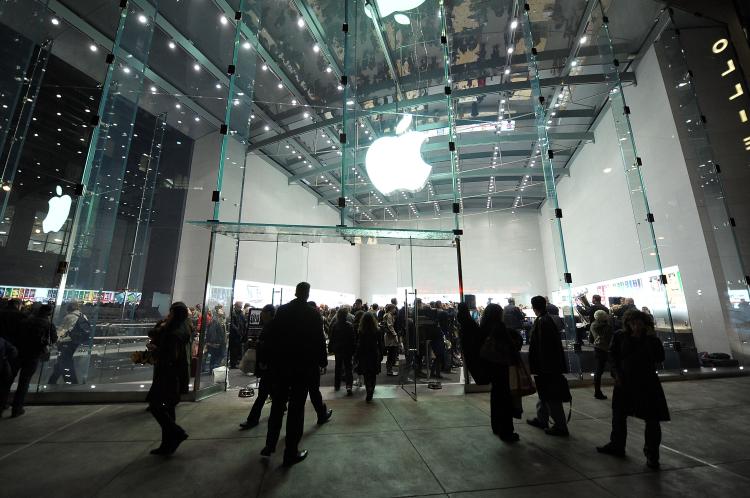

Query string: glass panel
[595,17,680,365]
[655,18,750,364]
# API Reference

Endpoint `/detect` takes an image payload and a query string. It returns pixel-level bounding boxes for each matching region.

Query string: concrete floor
[1,377,749,498]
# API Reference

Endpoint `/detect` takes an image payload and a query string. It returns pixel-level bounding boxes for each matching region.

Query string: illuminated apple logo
[364,0,428,25]
[42,185,72,233]
[365,114,432,196]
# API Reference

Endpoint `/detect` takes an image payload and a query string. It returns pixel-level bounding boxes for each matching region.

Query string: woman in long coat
[147,302,192,455]
[597,309,670,469]
[354,312,384,402]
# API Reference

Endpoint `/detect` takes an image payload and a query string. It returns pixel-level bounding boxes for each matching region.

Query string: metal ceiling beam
[359,191,545,210]
[248,72,631,151]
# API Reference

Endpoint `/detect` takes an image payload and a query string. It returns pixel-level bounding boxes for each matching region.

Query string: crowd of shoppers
[0,287,670,471]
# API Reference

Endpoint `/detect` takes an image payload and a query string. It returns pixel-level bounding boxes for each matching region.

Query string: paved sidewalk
[1,377,749,497]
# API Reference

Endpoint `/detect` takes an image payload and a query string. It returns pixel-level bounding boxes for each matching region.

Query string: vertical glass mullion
[339,0,352,226]
[596,17,677,344]
[520,3,577,373]
[212,5,243,221]
[439,0,460,231]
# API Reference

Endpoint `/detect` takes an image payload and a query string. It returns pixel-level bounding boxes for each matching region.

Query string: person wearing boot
[382,304,399,377]
[596,309,670,470]
[590,309,613,400]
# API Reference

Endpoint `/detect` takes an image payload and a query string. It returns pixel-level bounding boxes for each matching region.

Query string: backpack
[69,314,92,344]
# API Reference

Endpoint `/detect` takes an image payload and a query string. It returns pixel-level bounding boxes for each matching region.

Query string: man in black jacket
[240,304,275,429]
[527,296,570,436]
[261,282,328,466]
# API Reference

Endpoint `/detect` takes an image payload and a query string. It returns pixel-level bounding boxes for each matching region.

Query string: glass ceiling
[48,0,667,221]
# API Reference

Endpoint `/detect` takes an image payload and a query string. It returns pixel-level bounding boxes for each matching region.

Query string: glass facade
[0,0,748,402]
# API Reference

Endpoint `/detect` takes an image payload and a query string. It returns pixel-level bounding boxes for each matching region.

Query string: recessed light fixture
[193,63,200,71]
[219,15,228,25]
[123,66,131,74]
[89,44,98,52]
[510,19,518,29]
[580,35,588,44]
[51,17,60,26]
[175,103,181,109]
[326,67,332,73]
[504,68,510,75]
[507,47,514,54]
[313,44,320,53]
[194,116,200,122]
[137,14,148,24]
[168,41,176,49]
[242,41,251,50]
[571,60,578,67]
[297,18,305,28]
[264,125,270,131]
[603,167,612,173]
[261,64,268,71]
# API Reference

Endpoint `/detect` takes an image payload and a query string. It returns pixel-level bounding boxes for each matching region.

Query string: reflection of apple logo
[364,0,427,25]
[365,114,432,196]
[42,185,72,234]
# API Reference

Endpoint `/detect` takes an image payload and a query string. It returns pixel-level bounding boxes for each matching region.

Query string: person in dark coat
[329,306,356,394]
[204,310,225,371]
[354,312,384,402]
[458,302,519,442]
[306,301,332,425]
[597,309,670,469]
[590,309,613,400]
[1,304,55,418]
[527,296,570,437]
[147,302,192,455]
[262,282,328,466]
[228,301,246,368]
[240,304,275,429]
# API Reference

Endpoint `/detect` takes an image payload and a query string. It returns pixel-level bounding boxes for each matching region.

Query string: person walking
[382,304,399,376]
[503,298,526,346]
[590,309,613,400]
[306,302,333,426]
[240,304,275,429]
[204,310,225,372]
[354,312,384,402]
[147,302,192,455]
[0,304,56,418]
[262,282,328,466]
[457,302,519,442]
[597,309,670,469]
[527,296,570,437]
[48,302,89,385]
[329,307,356,394]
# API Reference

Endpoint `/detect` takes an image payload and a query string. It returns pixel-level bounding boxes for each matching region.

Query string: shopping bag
[509,362,536,397]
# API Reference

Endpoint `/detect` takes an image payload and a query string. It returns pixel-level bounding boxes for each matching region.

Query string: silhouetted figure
[382,304,399,376]
[306,301,333,425]
[148,302,192,455]
[262,282,328,466]
[240,304,275,429]
[597,309,670,470]
[204,310,225,371]
[329,307,356,394]
[48,302,88,385]
[458,302,519,442]
[229,301,246,368]
[1,304,55,417]
[527,296,570,437]
[590,309,613,400]
[354,312,384,402]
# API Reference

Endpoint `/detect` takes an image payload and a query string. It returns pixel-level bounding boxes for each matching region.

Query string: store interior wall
[235,153,361,299]
[541,46,732,355]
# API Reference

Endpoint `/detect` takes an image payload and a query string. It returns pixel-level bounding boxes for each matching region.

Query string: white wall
[235,153,361,299]
[359,211,549,306]
[541,46,732,354]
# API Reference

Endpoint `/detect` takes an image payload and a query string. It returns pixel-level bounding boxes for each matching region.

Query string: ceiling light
[194,116,200,122]
[219,15,228,25]
[337,85,343,91]
[168,41,176,49]
[150,86,157,92]
[571,60,578,67]
[242,41,251,50]
[297,18,305,28]
[215,83,221,89]
[510,19,518,29]
[313,44,320,53]
[507,47,514,54]
[264,125,270,131]
[278,82,283,89]
[504,67,510,75]
[580,35,588,44]
[51,17,60,25]
[122,66,131,74]
[193,63,200,71]
[175,103,181,109]
[291,99,297,105]
[89,44,98,52]
[603,167,612,173]
[303,112,310,118]
[261,64,268,71]
[137,14,148,24]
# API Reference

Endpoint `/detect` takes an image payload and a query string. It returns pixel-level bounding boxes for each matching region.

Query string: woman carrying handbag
[457,303,519,443]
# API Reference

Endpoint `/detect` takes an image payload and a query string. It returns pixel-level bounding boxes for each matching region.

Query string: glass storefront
[1,0,748,402]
